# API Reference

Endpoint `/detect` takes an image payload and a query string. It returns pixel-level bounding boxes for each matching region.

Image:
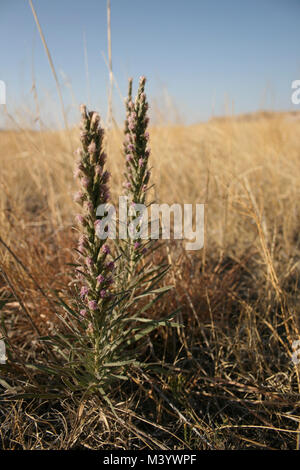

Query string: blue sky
[1,0,300,127]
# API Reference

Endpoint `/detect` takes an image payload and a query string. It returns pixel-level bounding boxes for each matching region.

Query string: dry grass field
[1,110,300,449]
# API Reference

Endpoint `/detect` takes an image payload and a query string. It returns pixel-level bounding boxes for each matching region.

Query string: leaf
[0,378,16,391]
[103,359,138,368]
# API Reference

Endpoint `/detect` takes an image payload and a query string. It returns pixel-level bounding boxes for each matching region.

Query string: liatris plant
[124,76,151,208]
[74,105,114,321]
[1,85,177,401]
[120,77,152,276]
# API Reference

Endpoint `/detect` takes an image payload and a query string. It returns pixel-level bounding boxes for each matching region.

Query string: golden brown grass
[1,111,300,449]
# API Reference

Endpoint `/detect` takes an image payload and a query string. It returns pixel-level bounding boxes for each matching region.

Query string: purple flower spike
[123,76,151,241]
[75,104,114,316]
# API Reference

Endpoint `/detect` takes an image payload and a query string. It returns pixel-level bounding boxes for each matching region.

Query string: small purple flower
[106,277,114,286]
[74,161,85,178]
[81,176,90,189]
[80,286,89,299]
[80,130,88,142]
[90,112,100,129]
[74,191,84,204]
[79,235,87,245]
[88,300,98,311]
[106,261,115,271]
[127,144,135,152]
[80,309,87,317]
[74,147,82,157]
[128,111,136,120]
[95,164,102,176]
[138,158,144,167]
[85,257,93,268]
[84,200,93,212]
[134,242,140,250]
[78,242,86,254]
[88,141,96,154]
[73,167,82,179]
[96,274,105,284]
[76,214,86,226]
[102,244,110,255]
[100,290,106,298]
[126,154,133,162]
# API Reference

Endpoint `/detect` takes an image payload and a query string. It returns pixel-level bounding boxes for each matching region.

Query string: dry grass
[1,111,300,449]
